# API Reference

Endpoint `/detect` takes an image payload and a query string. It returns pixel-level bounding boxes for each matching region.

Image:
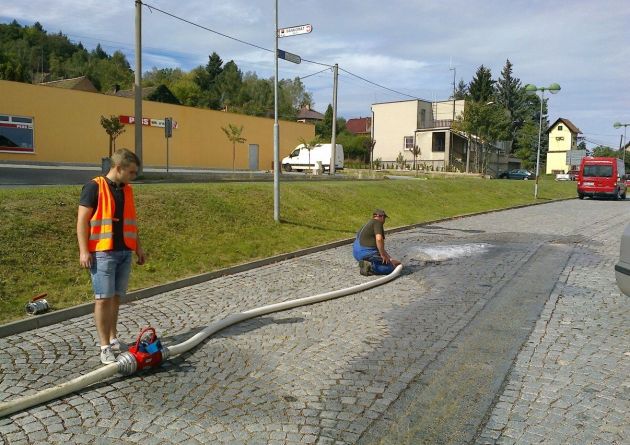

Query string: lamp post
[614,122,629,164]
[524,83,560,199]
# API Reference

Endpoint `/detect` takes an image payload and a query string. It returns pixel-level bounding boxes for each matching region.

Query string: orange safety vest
[88,176,138,252]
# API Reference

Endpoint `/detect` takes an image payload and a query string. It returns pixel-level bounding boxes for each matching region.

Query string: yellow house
[0,80,314,170]
[546,117,582,174]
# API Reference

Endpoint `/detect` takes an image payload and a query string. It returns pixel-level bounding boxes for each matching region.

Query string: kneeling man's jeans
[352,238,395,275]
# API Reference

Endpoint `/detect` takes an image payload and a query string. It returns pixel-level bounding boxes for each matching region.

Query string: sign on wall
[119,115,179,129]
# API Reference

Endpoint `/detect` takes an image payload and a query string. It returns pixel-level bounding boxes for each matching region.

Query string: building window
[557,125,563,131]
[556,136,564,141]
[432,132,445,152]
[0,115,34,153]
[404,136,414,150]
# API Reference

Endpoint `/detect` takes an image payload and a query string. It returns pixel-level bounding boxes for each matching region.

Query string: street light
[525,83,561,199]
[614,121,629,164]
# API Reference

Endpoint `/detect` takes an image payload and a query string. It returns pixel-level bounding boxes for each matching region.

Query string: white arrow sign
[277,24,312,38]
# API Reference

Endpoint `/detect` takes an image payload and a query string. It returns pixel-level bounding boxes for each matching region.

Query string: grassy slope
[0,178,576,323]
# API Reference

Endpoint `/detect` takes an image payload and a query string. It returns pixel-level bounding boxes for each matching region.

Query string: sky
[3,0,629,148]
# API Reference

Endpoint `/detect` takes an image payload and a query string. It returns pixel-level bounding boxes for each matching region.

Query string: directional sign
[277,24,312,38]
[277,49,301,64]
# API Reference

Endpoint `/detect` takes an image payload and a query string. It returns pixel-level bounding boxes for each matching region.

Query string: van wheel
[578,193,584,200]
[283,164,292,172]
[622,193,627,200]
[616,189,622,200]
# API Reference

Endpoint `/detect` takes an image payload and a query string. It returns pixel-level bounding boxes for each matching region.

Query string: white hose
[0,265,402,418]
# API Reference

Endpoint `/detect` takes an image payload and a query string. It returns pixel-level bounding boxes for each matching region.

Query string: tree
[100,115,125,157]
[468,65,495,103]
[411,144,421,174]
[363,138,376,169]
[298,136,321,174]
[591,146,618,158]
[396,152,405,170]
[215,60,242,110]
[453,101,510,174]
[221,124,246,171]
[495,59,526,150]
[454,79,468,99]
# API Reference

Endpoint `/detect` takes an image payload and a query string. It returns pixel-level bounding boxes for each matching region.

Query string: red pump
[128,327,163,371]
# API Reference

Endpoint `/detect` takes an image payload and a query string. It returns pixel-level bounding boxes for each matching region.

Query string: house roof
[297,105,324,121]
[113,86,158,99]
[548,117,581,134]
[41,76,97,92]
[346,117,372,134]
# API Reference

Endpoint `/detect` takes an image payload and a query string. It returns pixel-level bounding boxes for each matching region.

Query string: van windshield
[583,164,613,178]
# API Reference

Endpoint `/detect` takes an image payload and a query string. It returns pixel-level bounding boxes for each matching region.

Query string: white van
[282,143,344,172]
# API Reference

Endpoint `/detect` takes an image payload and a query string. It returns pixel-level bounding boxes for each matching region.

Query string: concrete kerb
[0,197,574,339]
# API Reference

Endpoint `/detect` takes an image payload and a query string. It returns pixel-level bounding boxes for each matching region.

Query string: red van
[577,157,627,200]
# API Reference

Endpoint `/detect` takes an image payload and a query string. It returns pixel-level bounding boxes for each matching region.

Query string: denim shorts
[89,250,132,299]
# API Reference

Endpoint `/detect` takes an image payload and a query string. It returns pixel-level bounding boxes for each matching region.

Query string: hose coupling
[116,351,138,375]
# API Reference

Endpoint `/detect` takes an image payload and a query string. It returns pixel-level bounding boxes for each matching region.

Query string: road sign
[277,49,301,64]
[277,24,312,38]
[566,149,586,165]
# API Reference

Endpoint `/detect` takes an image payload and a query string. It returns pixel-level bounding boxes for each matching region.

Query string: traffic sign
[277,24,312,38]
[277,49,301,64]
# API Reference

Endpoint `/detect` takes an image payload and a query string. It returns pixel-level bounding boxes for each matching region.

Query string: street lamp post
[614,122,629,164]
[524,83,561,199]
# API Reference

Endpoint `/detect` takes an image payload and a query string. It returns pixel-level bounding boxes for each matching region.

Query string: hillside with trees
[0,21,314,121]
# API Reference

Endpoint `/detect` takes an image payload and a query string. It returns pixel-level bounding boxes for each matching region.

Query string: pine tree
[468,65,494,102]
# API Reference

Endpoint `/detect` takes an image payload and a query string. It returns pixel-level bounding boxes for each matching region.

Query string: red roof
[346,117,372,135]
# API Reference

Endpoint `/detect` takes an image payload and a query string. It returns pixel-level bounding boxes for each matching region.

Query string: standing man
[353,209,401,276]
[77,148,146,364]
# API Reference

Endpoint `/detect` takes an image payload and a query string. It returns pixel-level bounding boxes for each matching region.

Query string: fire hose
[0,264,402,418]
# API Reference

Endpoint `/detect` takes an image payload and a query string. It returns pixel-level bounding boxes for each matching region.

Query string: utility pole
[449,66,456,169]
[329,63,338,175]
[134,0,143,174]
[273,0,280,222]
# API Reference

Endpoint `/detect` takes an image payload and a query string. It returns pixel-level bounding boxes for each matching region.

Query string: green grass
[0,177,576,324]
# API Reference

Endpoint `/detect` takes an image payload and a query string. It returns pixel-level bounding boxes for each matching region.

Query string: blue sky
[3,0,629,148]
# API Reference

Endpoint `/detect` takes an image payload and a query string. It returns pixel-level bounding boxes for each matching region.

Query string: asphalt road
[0,199,627,444]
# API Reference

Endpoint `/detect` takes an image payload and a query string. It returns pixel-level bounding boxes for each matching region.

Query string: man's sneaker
[109,339,128,353]
[100,346,116,364]
[359,260,372,276]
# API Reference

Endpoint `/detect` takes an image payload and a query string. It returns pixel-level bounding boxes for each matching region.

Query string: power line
[140,1,417,99]
[299,67,331,80]
[141,1,272,54]
[338,67,422,100]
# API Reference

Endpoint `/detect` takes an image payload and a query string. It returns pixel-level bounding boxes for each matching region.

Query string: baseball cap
[373,209,388,218]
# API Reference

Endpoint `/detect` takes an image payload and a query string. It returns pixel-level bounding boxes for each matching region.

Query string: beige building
[545,118,582,174]
[0,80,314,170]
[371,99,477,171]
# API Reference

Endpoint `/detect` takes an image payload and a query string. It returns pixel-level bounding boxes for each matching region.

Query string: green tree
[411,144,421,174]
[298,136,321,174]
[454,79,468,99]
[453,101,510,174]
[215,60,242,110]
[468,65,495,103]
[591,146,618,157]
[221,124,246,171]
[100,115,125,157]
[315,104,345,140]
[495,59,526,150]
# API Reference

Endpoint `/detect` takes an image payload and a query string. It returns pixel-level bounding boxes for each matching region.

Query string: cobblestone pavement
[1,199,628,444]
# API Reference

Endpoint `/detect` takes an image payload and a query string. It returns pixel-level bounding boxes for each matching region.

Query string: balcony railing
[418,119,453,129]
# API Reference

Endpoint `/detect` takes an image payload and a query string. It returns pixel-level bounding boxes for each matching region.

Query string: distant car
[555,173,571,181]
[615,223,630,296]
[498,169,534,180]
